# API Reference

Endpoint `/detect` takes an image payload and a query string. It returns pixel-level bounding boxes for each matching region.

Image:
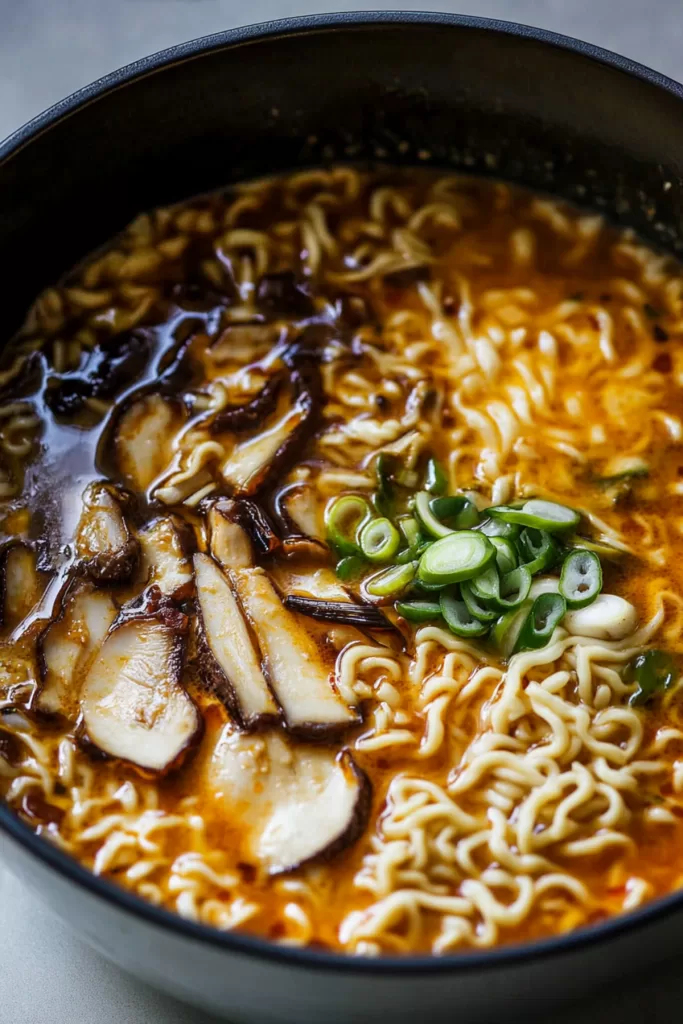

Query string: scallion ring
[398,516,421,550]
[414,490,453,539]
[490,600,533,659]
[417,531,495,587]
[478,517,521,541]
[364,561,417,599]
[430,495,481,530]
[518,528,561,575]
[495,565,532,610]
[359,517,401,563]
[490,536,518,575]
[440,588,489,638]
[460,580,498,623]
[515,593,567,652]
[335,554,366,581]
[325,494,372,556]
[486,499,580,533]
[395,599,442,623]
[424,457,448,495]
[469,564,500,604]
[559,549,602,609]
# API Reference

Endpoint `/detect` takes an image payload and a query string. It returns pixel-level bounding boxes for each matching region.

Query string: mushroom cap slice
[115,393,185,493]
[233,568,359,738]
[207,499,255,571]
[219,391,312,496]
[138,516,194,600]
[75,483,139,584]
[80,615,201,773]
[273,482,325,542]
[1,543,46,630]
[194,553,279,727]
[211,727,371,874]
[37,583,118,716]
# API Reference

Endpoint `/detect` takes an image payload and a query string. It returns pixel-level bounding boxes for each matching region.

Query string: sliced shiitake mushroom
[0,542,46,630]
[194,553,279,728]
[220,393,313,497]
[138,516,194,601]
[232,568,359,738]
[211,727,370,874]
[210,373,284,435]
[207,499,254,571]
[208,321,281,366]
[80,612,201,773]
[75,483,139,584]
[256,271,315,319]
[37,582,118,716]
[273,482,325,542]
[45,328,152,419]
[115,393,185,492]
[283,595,392,630]
[207,496,279,564]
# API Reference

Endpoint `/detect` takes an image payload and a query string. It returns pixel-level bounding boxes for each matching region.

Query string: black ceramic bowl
[2,13,683,1023]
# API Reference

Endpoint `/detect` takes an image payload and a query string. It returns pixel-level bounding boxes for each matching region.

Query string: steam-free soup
[2,168,683,955]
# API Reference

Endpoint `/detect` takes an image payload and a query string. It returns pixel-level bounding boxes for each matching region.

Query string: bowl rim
[2,8,683,976]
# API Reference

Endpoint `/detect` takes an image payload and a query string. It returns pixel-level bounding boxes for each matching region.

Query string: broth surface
[2,167,683,954]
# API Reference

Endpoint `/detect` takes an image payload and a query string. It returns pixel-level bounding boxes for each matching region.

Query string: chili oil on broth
[0,167,683,954]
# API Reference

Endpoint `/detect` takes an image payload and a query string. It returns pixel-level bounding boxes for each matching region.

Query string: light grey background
[2,1,683,1022]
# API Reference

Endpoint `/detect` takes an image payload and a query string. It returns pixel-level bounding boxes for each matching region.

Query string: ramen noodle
[1,167,683,956]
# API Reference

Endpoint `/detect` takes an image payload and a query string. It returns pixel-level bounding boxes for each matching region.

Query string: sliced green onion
[395,599,442,623]
[529,576,560,600]
[425,457,448,495]
[515,593,567,652]
[396,468,420,489]
[440,589,489,638]
[478,517,521,541]
[374,452,397,517]
[486,500,580,534]
[470,564,500,603]
[490,536,518,574]
[460,580,498,623]
[430,495,480,530]
[396,541,431,564]
[359,517,401,563]
[414,490,453,539]
[417,531,495,587]
[567,535,625,561]
[325,495,372,555]
[518,528,561,575]
[365,561,416,599]
[335,554,366,581]
[398,516,421,550]
[559,549,602,609]
[490,600,532,658]
[496,565,532,610]
[627,649,677,706]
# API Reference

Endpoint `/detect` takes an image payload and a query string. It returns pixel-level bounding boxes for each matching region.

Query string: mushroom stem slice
[138,516,194,600]
[75,483,139,584]
[1,543,46,630]
[233,568,359,738]
[212,729,371,875]
[80,615,201,773]
[114,393,185,493]
[37,583,118,716]
[194,553,279,728]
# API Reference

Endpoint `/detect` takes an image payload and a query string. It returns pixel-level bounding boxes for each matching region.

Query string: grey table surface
[2,1,683,1021]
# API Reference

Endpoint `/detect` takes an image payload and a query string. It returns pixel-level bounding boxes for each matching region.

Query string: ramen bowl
[3,13,683,1023]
